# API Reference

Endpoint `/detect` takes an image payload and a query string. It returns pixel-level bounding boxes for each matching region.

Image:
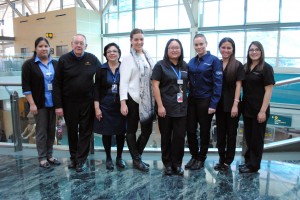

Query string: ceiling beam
[5,0,23,17]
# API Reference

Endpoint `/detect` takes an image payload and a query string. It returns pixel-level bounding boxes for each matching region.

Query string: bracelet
[234,99,240,102]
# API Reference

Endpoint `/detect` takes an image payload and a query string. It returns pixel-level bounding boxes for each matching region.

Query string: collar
[34,56,52,64]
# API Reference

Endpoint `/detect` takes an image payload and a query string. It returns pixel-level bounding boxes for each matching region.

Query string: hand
[257,111,266,123]
[120,103,128,116]
[158,105,166,118]
[231,105,238,118]
[95,108,102,121]
[208,108,216,114]
[55,108,64,117]
[30,104,38,115]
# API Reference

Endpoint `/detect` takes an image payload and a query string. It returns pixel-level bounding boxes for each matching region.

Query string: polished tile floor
[0,148,299,200]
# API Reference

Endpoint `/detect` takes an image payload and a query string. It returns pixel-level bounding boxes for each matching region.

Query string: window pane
[246,31,278,57]
[119,0,132,11]
[281,0,300,22]
[144,36,157,62]
[178,5,190,28]
[278,58,300,68]
[158,0,178,7]
[157,35,177,58]
[178,34,191,62]
[119,12,132,32]
[156,6,178,30]
[247,0,279,23]
[279,30,300,57]
[202,1,218,27]
[119,37,131,59]
[108,13,118,33]
[219,0,244,26]
[136,8,154,30]
[203,33,218,56]
[136,0,154,9]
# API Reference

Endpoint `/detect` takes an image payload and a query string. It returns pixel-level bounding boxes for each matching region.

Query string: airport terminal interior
[0,0,300,199]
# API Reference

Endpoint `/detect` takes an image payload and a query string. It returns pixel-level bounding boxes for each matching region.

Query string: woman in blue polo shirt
[185,33,223,170]
[22,37,60,168]
[152,38,188,176]
[239,41,275,173]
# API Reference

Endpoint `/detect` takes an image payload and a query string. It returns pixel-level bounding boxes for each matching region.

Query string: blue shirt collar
[34,56,52,64]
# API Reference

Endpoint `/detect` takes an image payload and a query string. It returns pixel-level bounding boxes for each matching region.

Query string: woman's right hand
[121,102,128,116]
[95,107,102,121]
[158,105,166,118]
[30,104,38,115]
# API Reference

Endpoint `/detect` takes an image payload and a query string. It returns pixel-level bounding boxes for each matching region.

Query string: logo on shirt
[216,71,222,76]
[85,61,91,65]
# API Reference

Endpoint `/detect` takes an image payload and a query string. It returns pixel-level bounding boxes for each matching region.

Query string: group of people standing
[21,28,275,176]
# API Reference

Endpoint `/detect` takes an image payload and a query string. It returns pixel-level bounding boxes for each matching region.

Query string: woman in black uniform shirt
[152,39,188,176]
[214,37,245,172]
[240,41,275,173]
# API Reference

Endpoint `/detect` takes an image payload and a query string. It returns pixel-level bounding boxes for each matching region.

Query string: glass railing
[1,66,300,152]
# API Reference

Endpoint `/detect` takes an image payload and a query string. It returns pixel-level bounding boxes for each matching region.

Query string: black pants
[63,99,94,163]
[158,115,186,168]
[126,95,153,160]
[243,115,268,170]
[215,110,240,165]
[186,97,214,161]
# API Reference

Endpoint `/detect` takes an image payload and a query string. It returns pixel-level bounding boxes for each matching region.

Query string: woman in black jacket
[22,37,60,168]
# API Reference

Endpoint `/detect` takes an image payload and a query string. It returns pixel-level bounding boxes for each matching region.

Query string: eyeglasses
[168,47,181,51]
[73,41,85,46]
[249,48,261,53]
[107,50,118,54]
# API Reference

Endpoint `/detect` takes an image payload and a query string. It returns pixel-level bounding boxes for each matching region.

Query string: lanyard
[171,66,181,80]
[109,67,119,84]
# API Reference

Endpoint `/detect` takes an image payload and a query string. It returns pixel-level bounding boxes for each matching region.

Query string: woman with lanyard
[152,39,188,176]
[94,43,126,170]
[120,28,155,172]
[22,37,60,168]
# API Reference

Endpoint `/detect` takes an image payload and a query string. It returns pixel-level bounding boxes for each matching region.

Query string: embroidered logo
[85,61,91,65]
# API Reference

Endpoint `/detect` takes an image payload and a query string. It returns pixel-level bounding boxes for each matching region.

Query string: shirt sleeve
[210,58,223,109]
[94,67,102,101]
[236,62,245,81]
[53,58,64,108]
[263,63,276,86]
[151,62,163,81]
[21,60,32,94]
[119,55,132,101]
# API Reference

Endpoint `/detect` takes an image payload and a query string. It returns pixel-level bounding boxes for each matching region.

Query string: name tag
[112,84,118,94]
[177,79,183,85]
[48,83,53,91]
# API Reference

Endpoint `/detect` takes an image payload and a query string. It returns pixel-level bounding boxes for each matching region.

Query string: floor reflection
[0,155,299,199]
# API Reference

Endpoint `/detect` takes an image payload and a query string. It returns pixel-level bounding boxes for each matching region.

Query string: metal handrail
[274,77,300,87]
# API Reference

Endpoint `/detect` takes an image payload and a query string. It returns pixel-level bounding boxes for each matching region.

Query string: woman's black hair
[218,37,239,83]
[162,38,186,70]
[103,42,121,61]
[246,41,265,71]
[32,37,50,58]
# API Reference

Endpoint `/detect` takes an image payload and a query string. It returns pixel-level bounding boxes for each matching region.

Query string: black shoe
[190,160,204,170]
[116,158,126,168]
[133,160,149,172]
[185,158,196,169]
[164,166,173,176]
[239,163,247,168]
[142,161,150,167]
[106,158,114,170]
[173,166,184,176]
[76,162,86,172]
[68,161,77,169]
[39,161,51,169]
[47,158,61,165]
[220,163,230,172]
[213,163,223,171]
[239,167,258,174]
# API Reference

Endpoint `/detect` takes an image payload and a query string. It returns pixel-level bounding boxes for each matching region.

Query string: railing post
[10,91,22,151]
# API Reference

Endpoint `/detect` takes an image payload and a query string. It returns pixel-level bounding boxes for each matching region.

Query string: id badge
[177,92,183,103]
[112,84,118,94]
[177,79,183,85]
[48,83,53,91]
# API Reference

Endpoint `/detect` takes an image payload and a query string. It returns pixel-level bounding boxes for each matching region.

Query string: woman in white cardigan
[120,28,155,172]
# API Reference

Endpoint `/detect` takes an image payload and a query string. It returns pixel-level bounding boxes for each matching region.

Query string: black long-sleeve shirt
[53,51,102,108]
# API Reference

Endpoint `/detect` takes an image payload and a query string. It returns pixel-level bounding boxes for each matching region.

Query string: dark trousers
[186,97,214,161]
[126,95,153,160]
[102,135,125,159]
[35,108,56,161]
[158,115,186,168]
[243,115,268,170]
[215,110,240,165]
[63,99,94,163]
